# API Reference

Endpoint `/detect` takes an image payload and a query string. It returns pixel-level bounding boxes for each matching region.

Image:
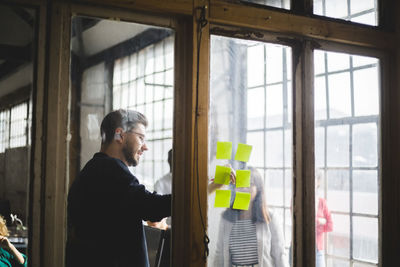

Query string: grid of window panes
[0,109,9,153]
[314,50,379,267]
[10,102,29,148]
[314,0,378,26]
[242,0,290,9]
[208,36,293,266]
[246,42,293,251]
[112,35,174,188]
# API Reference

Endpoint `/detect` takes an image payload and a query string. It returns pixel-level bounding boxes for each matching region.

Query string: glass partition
[69,16,174,266]
[314,50,380,267]
[0,4,35,256]
[208,35,292,267]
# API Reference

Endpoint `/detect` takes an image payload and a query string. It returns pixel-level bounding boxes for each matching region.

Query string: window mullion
[292,40,315,267]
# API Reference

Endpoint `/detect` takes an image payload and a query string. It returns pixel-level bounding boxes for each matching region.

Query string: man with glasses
[66,109,171,267]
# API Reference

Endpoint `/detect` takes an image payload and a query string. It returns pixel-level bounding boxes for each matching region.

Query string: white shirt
[154,172,172,195]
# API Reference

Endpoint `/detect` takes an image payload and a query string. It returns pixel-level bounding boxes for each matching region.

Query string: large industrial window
[208,35,292,266]
[314,0,378,26]
[0,101,30,153]
[112,35,174,189]
[314,50,380,267]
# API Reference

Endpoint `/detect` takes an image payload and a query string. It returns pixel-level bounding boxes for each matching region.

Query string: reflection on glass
[69,16,174,265]
[208,35,292,267]
[0,4,35,257]
[314,50,380,266]
[314,0,377,26]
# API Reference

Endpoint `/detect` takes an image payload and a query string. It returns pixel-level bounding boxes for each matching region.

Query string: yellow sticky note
[234,143,253,162]
[214,165,231,185]
[216,141,232,160]
[236,170,251,188]
[233,192,251,210]
[214,190,231,208]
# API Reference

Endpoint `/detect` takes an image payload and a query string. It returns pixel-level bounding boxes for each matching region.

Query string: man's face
[122,123,148,167]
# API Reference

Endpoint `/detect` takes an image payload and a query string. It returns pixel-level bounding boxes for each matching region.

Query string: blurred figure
[315,170,333,267]
[148,148,173,229]
[0,215,27,266]
[154,149,173,196]
[214,167,288,267]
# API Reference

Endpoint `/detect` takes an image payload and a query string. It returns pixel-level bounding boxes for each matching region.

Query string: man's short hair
[100,109,148,145]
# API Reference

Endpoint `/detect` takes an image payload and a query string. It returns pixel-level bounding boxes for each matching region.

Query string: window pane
[247,45,264,88]
[353,123,377,167]
[0,110,9,152]
[266,84,283,128]
[353,67,379,116]
[241,0,290,10]
[209,35,292,267]
[327,125,349,167]
[10,102,28,148]
[353,217,378,263]
[313,0,377,26]
[353,170,378,215]
[327,214,350,257]
[247,87,265,130]
[314,50,380,267]
[327,170,350,212]
[328,72,351,118]
[315,76,327,120]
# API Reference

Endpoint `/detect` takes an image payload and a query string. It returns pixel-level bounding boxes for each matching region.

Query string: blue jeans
[316,250,325,267]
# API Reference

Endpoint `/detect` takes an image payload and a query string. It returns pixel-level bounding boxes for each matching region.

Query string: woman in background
[214,167,288,267]
[0,215,26,267]
[315,170,333,267]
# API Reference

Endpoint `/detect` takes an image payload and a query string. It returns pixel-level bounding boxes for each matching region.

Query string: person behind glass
[66,109,171,267]
[147,148,173,230]
[0,216,27,267]
[315,170,333,267]
[214,167,289,267]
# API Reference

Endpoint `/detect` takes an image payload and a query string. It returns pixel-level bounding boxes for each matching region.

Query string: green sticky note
[233,192,251,210]
[234,143,253,162]
[216,141,232,159]
[214,190,231,208]
[236,170,251,188]
[214,165,231,185]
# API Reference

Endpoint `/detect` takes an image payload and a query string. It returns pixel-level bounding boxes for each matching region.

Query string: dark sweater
[66,152,171,267]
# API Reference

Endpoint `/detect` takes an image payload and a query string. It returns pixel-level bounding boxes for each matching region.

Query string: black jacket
[66,152,171,267]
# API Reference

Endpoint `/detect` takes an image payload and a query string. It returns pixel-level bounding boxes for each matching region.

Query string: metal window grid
[246,43,293,248]
[10,102,29,149]
[112,36,174,186]
[316,51,379,267]
[0,109,10,153]
[0,101,29,153]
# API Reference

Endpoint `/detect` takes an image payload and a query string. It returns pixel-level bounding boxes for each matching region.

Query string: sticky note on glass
[214,165,231,185]
[216,141,232,159]
[214,190,231,208]
[236,170,251,188]
[234,143,253,162]
[233,192,251,210]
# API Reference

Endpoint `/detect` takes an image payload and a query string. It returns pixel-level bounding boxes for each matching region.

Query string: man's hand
[147,218,168,230]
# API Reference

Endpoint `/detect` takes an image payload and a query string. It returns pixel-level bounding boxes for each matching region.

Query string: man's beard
[122,141,138,166]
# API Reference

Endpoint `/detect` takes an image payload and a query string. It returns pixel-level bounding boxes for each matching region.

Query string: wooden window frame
[4,0,398,267]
